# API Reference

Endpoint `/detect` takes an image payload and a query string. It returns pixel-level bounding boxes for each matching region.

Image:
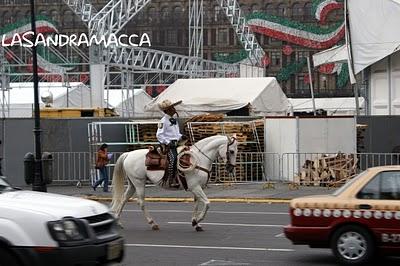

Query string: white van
[0,176,124,266]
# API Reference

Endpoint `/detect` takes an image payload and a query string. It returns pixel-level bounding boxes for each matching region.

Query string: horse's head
[218,134,238,174]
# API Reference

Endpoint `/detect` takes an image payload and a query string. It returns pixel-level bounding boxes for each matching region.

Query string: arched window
[39,10,48,16]
[292,3,303,18]
[241,4,250,16]
[3,12,11,25]
[173,5,183,23]
[250,4,259,14]
[276,3,286,17]
[148,7,157,24]
[13,11,21,21]
[265,4,275,15]
[161,6,169,21]
[304,2,313,20]
[214,5,221,22]
[63,10,74,26]
[173,5,182,16]
[50,10,59,23]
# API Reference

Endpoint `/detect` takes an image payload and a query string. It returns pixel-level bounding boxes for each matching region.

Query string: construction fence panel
[281,152,400,187]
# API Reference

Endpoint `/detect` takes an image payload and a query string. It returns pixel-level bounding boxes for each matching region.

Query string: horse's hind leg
[134,180,159,230]
[191,186,210,232]
[115,180,136,219]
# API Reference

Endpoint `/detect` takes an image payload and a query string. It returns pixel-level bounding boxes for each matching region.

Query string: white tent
[145,77,289,116]
[105,89,161,118]
[5,82,92,117]
[288,97,365,116]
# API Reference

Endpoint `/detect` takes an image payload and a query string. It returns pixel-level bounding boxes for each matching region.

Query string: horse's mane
[193,135,226,149]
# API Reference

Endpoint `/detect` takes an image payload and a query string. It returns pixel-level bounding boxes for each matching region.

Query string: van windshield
[0,177,12,192]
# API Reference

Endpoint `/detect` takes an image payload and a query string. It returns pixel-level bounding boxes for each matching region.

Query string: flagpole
[306,57,317,116]
[345,0,360,116]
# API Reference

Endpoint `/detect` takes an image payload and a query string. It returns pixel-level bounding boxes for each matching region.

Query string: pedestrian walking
[93,143,110,192]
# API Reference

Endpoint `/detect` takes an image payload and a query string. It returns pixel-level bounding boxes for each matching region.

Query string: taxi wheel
[331,225,374,265]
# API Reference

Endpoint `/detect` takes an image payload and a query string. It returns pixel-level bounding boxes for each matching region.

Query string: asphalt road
[112,202,400,266]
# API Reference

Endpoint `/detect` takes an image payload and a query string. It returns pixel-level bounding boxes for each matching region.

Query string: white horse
[110,135,238,231]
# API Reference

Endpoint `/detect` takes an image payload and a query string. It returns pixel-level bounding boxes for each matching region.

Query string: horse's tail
[110,152,129,212]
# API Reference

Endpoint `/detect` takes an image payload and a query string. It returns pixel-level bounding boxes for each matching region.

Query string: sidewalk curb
[82,196,291,204]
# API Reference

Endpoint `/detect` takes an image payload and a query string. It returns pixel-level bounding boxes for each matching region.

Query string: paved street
[112,202,400,266]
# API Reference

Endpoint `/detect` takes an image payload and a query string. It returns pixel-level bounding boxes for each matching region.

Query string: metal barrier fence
[51,152,400,186]
[281,153,400,186]
[210,152,280,183]
[53,152,91,183]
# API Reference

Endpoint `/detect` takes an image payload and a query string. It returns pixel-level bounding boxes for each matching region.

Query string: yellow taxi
[284,166,400,265]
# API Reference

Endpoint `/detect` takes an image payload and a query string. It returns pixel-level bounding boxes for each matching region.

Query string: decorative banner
[247,13,344,49]
[282,45,293,56]
[277,58,307,82]
[1,16,77,78]
[313,0,344,25]
[318,63,336,74]
[261,54,271,67]
[304,73,313,84]
[212,0,349,88]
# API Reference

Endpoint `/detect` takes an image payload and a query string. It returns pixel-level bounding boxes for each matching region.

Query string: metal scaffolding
[1,0,265,117]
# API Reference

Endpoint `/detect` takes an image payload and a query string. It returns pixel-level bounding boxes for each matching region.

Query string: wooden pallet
[294,153,358,187]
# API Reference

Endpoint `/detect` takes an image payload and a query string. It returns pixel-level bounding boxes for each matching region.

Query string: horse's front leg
[192,195,200,223]
[135,182,159,230]
[191,186,210,232]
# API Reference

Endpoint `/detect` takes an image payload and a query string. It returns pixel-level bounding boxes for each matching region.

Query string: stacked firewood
[294,153,358,187]
[184,113,224,123]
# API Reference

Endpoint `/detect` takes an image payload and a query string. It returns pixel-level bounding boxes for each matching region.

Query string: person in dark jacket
[93,143,110,192]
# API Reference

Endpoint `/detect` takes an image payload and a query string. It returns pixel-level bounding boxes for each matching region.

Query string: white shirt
[156,114,182,144]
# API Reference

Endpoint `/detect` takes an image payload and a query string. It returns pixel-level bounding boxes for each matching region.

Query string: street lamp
[30,0,46,192]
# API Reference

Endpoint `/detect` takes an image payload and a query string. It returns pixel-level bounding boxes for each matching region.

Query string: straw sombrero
[158,99,182,111]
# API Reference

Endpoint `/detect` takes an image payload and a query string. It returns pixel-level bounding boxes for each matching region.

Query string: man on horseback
[156,99,185,188]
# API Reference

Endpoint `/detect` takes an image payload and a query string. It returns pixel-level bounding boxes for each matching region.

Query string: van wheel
[0,248,21,266]
[331,225,374,265]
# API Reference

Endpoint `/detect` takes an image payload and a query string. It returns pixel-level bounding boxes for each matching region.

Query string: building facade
[0,0,351,98]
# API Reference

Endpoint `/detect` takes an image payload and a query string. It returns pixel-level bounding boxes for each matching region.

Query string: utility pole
[30,0,46,192]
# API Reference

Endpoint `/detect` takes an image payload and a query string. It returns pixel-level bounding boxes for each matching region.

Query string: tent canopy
[348,0,400,74]
[5,83,157,118]
[105,89,161,117]
[145,77,289,116]
[289,97,365,115]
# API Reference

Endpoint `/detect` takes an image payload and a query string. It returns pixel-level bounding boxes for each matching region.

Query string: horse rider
[156,99,186,187]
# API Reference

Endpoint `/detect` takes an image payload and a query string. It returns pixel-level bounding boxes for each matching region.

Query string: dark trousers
[94,167,109,192]
[167,141,178,184]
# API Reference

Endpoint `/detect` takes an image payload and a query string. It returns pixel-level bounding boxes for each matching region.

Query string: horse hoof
[192,219,198,227]
[195,226,204,232]
[152,224,160,231]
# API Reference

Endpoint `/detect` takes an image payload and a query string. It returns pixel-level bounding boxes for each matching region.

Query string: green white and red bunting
[314,0,344,24]
[1,19,57,44]
[1,16,76,80]
[247,16,344,49]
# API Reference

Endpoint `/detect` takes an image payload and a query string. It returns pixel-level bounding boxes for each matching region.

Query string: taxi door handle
[359,204,372,210]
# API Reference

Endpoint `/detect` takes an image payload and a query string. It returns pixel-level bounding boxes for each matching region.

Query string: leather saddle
[145,145,189,190]
[145,146,167,171]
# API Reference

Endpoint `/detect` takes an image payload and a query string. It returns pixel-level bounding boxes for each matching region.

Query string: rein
[192,143,213,162]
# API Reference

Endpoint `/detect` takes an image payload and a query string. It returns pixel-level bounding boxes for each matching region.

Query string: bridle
[225,136,237,169]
